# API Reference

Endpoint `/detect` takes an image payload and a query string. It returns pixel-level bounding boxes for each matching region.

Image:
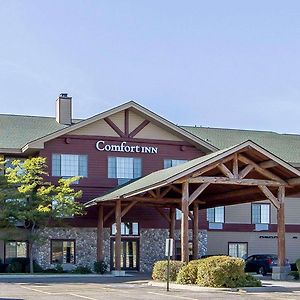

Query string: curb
[0,273,133,279]
[148,280,296,293]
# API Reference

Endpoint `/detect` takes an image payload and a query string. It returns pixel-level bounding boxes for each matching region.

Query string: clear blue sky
[1,1,300,133]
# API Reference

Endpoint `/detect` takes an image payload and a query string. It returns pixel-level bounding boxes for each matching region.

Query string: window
[52,154,87,177]
[51,240,75,264]
[52,196,74,218]
[111,222,139,236]
[228,243,248,259]
[5,157,25,175]
[164,159,187,169]
[252,203,270,230]
[5,241,27,261]
[108,157,141,185]
[175,208,191,220]
[207,206,225,229]
[175,240,193,260]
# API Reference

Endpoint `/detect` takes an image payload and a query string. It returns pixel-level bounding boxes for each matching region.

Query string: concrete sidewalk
[148,279,300,293]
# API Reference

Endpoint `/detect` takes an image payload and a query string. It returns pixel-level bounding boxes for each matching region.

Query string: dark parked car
[244,254,289,276]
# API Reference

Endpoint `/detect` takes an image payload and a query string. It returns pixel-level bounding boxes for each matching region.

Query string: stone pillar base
[111,270,126,276]
[272,266,290,280]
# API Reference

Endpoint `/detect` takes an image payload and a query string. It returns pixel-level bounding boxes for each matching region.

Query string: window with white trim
[108,157,141,185]
[5,241,27,261]
[52,154,88,178]
[164,159,188,169]
[207,206,225,229]
[228,242,248,259]
[252,203,270,231]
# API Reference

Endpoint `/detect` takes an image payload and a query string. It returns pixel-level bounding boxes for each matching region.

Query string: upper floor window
[164,159,188,169]
[252,203,270,231]
[5,241,27,262]
[108,157,141,185]
[52,154,88,178]
[207,206,225,229]
[111,222,139,236]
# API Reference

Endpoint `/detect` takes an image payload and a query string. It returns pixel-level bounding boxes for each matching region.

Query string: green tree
[0,157,84,273]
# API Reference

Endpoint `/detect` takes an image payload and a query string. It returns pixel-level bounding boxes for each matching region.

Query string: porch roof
[85,140,300,208]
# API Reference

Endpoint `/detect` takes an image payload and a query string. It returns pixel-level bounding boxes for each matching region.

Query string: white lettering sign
[95,141,158,154]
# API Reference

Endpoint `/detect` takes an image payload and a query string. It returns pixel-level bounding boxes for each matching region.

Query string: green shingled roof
[1,112,300,164]
[181,126,300,164]
[0,114,80,149]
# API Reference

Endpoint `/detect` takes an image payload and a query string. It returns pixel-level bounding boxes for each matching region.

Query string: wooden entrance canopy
[85,140,300,271]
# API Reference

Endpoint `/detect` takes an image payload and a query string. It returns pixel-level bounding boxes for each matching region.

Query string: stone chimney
[56,93,72,125]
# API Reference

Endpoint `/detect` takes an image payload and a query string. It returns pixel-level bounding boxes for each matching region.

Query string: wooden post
[181,181,189,263]
[193,202,199,260]
[277,186,286,267]
[96,205,104,261]
[169,207,176,259]
[115,200,122,271]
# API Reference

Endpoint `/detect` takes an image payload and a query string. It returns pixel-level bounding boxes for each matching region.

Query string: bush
[152,260,185,281]
[94,261,107,274]
[72,265,92,274]
[196,256,261,288]
[7,261,23,273]
[296,259,300,272]
[289,271,300,280]
[176,260,205,284]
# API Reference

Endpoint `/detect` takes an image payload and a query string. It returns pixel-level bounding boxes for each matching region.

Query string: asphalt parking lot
[1,276,300,300]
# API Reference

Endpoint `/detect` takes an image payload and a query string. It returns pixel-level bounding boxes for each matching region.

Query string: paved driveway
[1,276,300,300]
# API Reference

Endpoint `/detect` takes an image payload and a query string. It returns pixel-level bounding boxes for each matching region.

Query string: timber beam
[187,176,285,187]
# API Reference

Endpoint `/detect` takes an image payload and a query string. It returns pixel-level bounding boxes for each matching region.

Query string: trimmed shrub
[94,261,107,274]
[235,274,262,287]
[152,260,185,281]
[196,256,259,288]
[296,259,300,272]
[176,260,205,284]
[72,265,92,274]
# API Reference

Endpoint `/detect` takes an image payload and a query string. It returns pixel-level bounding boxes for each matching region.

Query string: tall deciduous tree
[0,157,84,273]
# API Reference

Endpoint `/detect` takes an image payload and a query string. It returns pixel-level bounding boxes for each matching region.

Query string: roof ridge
[180,125,279,135]
[0,113,56,119]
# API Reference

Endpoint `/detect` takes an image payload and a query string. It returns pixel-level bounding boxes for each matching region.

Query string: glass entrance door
[111,239,139,271]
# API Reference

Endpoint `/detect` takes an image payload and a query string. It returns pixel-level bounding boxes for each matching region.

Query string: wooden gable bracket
[258,185,280,210]
[188,183,210,206]
[161,186,173,198]
[104,207,115,222]
[121,200,138,218]
[218,164,234,179]
[155,207,171,223]
[238,154,287,185]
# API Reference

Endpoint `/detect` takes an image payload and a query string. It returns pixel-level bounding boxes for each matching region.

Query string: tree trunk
[29,241,34,274]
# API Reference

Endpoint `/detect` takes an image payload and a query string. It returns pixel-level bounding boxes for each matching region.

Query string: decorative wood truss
[104,109,150,138]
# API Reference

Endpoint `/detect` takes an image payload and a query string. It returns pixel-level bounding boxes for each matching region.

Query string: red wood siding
[40,134,204,228]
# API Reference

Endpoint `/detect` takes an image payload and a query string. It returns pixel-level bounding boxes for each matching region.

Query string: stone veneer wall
[34,227,207,272]
[139,229,207,272]
[34,227,110,270]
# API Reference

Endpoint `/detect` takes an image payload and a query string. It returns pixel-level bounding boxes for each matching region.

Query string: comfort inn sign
[96,140,158,154]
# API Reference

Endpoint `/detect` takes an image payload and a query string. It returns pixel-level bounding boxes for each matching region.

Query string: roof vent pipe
[56,93,72,125]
